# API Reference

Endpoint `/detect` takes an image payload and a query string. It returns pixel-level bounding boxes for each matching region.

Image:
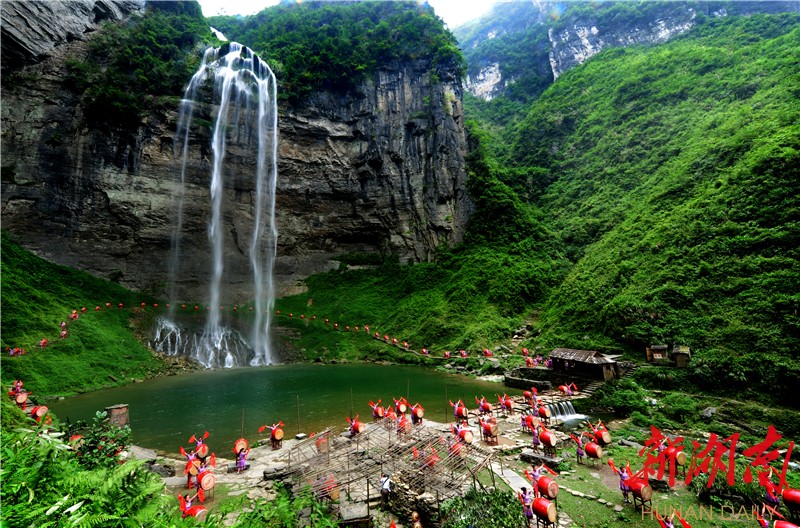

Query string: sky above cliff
[197,0,495,29]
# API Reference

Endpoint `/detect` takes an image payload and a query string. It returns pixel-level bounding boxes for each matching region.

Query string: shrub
[660,392,698,423]
[66,410,132,469]
[441,487,526,528]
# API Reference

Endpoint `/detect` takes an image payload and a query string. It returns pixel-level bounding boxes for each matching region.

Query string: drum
[629,479,652,501]
[187,459,202,476]
[233,438,249,454]
[663,446,686,466]
[782,488,800,509]
[316,437,329,454]
[456,406,468,419]
[532,497,557,522]
[15,392,28,404]
[186,505,208,520]
[397,421,412,434]
[374,406,384,418]
[597,431,612,445]
[458,429,474,444]
[536,476,559,499]
[540,430,558,447]
[271,428,284,440]
[585,442,603,459]
[195,444,209,458]
[538,407,551,418]
[396,402,407,414]
[413,407,424,419]
[559,385,569,394]
[33,405,49,418]
[411,512,421,522]
[197,470,216,490]
[486,424,499,437]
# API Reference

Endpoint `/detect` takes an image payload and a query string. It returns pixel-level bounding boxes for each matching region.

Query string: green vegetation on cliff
[64,1,210,126]
[208,0,463,102]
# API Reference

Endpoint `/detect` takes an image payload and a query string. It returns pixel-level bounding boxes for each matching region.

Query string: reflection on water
[49,364,520,453]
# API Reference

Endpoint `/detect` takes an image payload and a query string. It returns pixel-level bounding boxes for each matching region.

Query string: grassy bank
[0,233,172,398]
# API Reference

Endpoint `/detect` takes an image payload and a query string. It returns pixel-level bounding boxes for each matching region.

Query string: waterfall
[164,42,279,368]
[546,401,586,422]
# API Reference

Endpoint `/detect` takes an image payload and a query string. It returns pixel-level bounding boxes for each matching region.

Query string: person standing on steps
[380,472,392,509]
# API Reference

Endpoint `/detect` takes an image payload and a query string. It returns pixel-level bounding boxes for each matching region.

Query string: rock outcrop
[0,0,145,70]
[1,19,471,302]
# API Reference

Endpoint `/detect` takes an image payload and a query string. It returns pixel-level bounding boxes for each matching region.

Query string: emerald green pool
[49,364,520,453]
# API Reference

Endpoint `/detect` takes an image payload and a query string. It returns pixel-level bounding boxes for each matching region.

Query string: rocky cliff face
[0,0,144,70]
[1,19,471,302]
[459,0,800,100]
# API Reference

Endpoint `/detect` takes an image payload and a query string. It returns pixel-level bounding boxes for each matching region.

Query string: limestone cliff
[0,0,145,70]
[457,0,800,100]
[1,18,470,302]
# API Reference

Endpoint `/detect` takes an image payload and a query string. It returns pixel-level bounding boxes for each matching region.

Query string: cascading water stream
[546,401,586,422]
[161,43,278,368]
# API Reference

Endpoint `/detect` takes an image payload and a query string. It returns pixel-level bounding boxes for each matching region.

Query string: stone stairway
[618,362,642,380]
[578,380,604,397]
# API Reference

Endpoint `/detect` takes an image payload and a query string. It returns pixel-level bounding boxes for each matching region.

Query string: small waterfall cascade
[163,42,278,368]
[546,401,586,422]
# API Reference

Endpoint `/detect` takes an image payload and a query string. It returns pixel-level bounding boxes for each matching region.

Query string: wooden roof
[672,345,691,355]
[550,348,616,364]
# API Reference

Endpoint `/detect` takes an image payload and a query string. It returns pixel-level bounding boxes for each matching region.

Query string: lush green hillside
[502,14,800,402]
[0,234,170,397]
[281,12,800,404]
[208,1,463,102]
